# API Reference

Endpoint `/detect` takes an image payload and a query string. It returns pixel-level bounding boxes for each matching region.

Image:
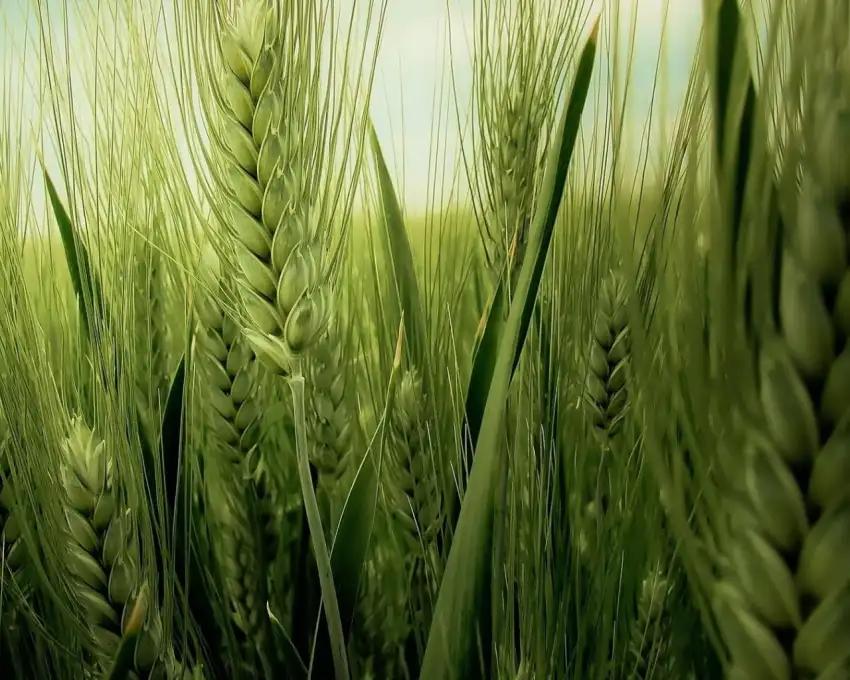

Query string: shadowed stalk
[289,368,350,680]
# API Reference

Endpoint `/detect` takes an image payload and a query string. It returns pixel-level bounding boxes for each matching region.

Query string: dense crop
[0,0,847,679]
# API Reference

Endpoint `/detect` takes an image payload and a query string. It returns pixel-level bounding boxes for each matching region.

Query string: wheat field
[0,0,848,679]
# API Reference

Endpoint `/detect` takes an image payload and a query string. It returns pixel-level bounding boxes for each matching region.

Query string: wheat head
[388,368,442,556]
[61,417,161,675]
[586,270,631,441]
[214,0,332,376]
[0,435,27,579]
[712,40,850,678]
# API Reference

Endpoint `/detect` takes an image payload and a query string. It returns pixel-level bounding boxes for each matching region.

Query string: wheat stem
[289,369,350,680]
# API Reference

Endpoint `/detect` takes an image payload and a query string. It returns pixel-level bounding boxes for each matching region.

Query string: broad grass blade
[418,20,601,680]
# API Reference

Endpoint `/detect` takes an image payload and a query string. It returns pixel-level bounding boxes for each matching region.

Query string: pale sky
[1,0,704,215]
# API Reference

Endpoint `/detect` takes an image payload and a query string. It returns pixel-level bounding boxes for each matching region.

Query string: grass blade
[369,122,427,370]
[42,167,108,336]
[419,19,601,680]
[268,604,308,680]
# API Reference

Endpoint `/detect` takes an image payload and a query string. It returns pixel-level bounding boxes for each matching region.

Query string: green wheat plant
[6,0,840,679]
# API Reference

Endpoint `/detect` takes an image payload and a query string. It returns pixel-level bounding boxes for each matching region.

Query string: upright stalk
[289,365,350,680]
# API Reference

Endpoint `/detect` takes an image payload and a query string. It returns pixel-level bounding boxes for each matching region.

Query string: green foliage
[7,1,832,679]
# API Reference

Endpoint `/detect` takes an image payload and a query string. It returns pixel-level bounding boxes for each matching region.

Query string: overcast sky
[1,0,704,213]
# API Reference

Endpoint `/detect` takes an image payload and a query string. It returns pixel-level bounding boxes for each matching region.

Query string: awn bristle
[712,45,850,678]
[585,271,631,441]
[215,0,332,375]
[0,436,27,579]
[61,417,161,675]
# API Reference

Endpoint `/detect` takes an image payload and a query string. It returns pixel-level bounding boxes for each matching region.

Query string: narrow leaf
[42,168,108,336]
[369,122,427,370]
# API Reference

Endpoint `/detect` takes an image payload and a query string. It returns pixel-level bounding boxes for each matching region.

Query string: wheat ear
[386,367,441,643]
[215,5,353,677]
[487,95,545,278]
[215,0,331,375]
[389,369,441,555]
[629,568,672,680]
[61,417,161,675]
[305,319,354,533]
[586,270,631,442]
[712,56,850,678]
[194,261,282,658]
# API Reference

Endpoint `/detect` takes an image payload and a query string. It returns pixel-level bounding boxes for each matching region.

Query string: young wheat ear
[629,567,672,680]
[61,417,161,674]
[585,270,631,441]
[713,34,850,676]
[216,0,332,375]
[305,320,353,481]
[193,250,281,664]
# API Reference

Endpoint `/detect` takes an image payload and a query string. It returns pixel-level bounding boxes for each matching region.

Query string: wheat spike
[389,368,441,555]
[215,0,332,375]
[355,543,408,679]
[219,480,274,671]
[714,38,850,678]
[487,94,545,276]
[194,260,282,649]
[61,417,161,675]
[629,568,673,680]
[194,272,263,466]
[305,321,353,486]
[586,270,631,440]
